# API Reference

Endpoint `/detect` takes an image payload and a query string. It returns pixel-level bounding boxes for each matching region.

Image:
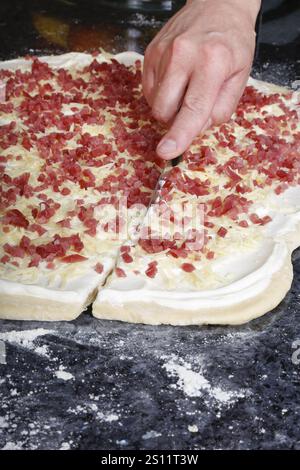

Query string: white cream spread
[94,187,300,311]
[0,51,143,308]
[93,72,300,316]
[1,52,299,321]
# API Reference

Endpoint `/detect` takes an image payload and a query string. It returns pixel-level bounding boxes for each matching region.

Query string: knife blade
[130,155,182,244]
[147,154,182,209]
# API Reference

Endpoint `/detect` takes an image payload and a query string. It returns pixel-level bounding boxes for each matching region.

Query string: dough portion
[93,77,300,325]
[0,51,163,320]
[0,52,299,325]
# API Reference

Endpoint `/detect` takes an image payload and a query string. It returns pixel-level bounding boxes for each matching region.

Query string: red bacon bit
[138,238,176,254]
[167,248,188,259]
[94,263,104,274]
[3,209,29,229]
[57,219,71,229]
[238,220,249,228]
[19,235,31,250]
[122,252,133,263]
[181,263,195,273]
[209,194,251,220]
[145,261,158,278]
[0,255,10,264]
[61,254,88,263]
[217,227,227,238]
[28,223,47,236]
[21,135,32,150]
[77,205,97,237]
[1,52,298,274]
[4,243,25,258]
[261,215,272,225]
[46,262,55,269]
[185,146,217,171]
[28,254,41,268]
[206,251,215,260]
[224,166,242,185]
[250,213,260,224]
[115,267,126,278]
[35,234,84,260]
[61,187,71,196]
[120,245,131,253]
[249,213,271,225]
[31,200,59,223]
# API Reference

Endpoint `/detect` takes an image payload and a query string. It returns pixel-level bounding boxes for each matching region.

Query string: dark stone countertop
[0,0,300,450]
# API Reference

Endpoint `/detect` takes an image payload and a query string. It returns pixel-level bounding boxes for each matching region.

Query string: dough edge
[92,74,300,326]
[92,219,300,326]
[0,287,98,322]
[0,51,299,324]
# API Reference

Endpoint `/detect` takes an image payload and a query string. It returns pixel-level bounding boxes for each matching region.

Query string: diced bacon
[120,245,131,254]
[56,219,71,228]
[1,50,298,278]
[28,254,41,268]
[46,262,55,269]
[116,267,126,278]
[238,220,249,228]
[94,263,104,274]
[28,223,47,236]
[61,187,71,196]
[250,213,273,226]
[4,243,25,258]
[122,252,133,263]
[3,209,29,229]
[61,254,88,263]
[181,263,196,273]
[261,215,272,225]
[145,261,158,278]
[217,227,227,238]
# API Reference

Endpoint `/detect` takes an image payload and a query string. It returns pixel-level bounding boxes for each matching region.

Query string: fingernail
[157,139,177,156]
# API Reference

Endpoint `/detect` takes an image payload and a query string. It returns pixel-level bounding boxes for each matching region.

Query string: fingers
[156,53,228,159]
[142,45,156,106]
[151,40,193,124]
[211,69,250,124]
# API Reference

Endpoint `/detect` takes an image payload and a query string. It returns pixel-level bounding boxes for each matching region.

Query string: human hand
[143,0,261,159]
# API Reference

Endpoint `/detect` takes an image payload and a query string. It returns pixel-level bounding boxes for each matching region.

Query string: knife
[147,154,182,209]
[130,155,182,243]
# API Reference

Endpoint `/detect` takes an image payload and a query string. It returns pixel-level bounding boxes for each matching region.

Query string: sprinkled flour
[67,403,119,423]
[0,329,52,357]
[54,366,74,381]
[0,416,8,429]
[2,441,23,450]
[142,430,162,440]
[162,355,247,405]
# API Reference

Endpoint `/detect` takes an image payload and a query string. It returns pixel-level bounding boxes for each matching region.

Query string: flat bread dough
[0,52,299,324]
[92,69,300,325]
[0,51,162,321]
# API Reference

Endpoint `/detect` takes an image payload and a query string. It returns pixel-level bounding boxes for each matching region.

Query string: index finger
[156,54,229,159]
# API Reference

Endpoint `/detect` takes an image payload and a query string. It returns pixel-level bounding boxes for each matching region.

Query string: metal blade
[147,155,182,209]
[130,155,182,244]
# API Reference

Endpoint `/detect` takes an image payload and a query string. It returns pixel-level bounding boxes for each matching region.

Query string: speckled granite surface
[0,0,300,451]
[0,250,299,450]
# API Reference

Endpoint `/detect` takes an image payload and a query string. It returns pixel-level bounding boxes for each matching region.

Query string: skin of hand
[142,0,262,159]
